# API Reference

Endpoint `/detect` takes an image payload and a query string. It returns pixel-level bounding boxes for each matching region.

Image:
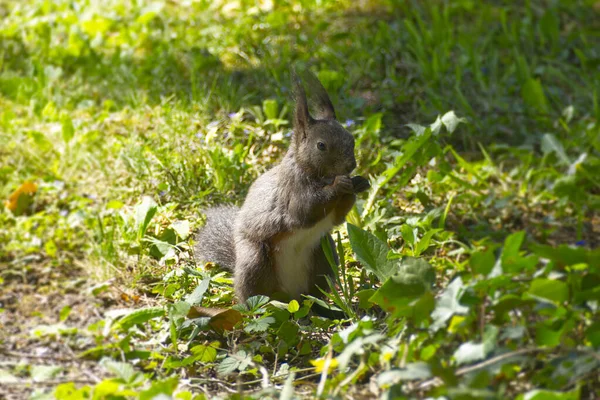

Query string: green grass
[1,0,599,399]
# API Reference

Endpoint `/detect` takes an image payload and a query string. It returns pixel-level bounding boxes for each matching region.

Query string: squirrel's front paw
[333,175,354,195]
[351,176,370,193]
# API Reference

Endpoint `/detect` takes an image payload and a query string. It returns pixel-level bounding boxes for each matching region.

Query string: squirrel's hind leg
[233,238,278,303]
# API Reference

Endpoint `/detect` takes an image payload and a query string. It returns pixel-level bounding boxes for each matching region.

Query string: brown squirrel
[195,70,370,306]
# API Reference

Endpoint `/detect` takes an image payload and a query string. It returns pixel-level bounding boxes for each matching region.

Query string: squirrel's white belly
[273,213,336,299]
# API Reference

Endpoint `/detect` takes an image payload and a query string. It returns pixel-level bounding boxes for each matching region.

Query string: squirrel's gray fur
[195,69,370,305]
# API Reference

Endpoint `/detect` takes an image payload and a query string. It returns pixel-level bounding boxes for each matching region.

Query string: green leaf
[277,321,299,346]
[369,258,435,319]
[100,359,137,383]
[527,278,569,304]
[431,277,469,331]
[531,244,600,268]
[246,295,270,312]
[377,362,431,386]
[217,356,240,376]
[59,306,71,322]
[541,133,570,165]
[522,78,548,113]
[501,231,527,272]
[244,316,275,333]
[171,220,190,240]
[135,196,157,239]
[522,388,580,400]
[400,224,415,246]
[31,365,63,382]
[139,377,179,400]
[114,307,165,331]
[184,277,210,306]
[347,223,396,282]
[440,110,467,134]
[189,342,219,363]
[453,325,498,366]
[356,289,376,309]
[60,111,74,144]
[263,99,279,120]
[470,248,496,276]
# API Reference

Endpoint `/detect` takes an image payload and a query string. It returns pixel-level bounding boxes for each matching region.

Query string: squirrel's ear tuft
[291,68,313,141]
[301,70,336,121]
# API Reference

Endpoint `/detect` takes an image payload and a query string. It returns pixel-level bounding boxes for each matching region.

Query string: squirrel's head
[291,70,357,180]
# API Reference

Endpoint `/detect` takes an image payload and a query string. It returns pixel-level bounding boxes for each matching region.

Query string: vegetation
[1,0,599,399]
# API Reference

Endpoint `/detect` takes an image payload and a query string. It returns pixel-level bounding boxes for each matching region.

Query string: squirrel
[195,70,370,307]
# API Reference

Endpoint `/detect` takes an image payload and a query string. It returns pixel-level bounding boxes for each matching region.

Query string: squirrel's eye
[317,141,327,151]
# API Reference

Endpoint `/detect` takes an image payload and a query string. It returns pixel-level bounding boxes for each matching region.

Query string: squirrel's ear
[292,69,313,141]
[301,70,336,121]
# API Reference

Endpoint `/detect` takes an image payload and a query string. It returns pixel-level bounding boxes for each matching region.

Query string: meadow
[0,0,599,399]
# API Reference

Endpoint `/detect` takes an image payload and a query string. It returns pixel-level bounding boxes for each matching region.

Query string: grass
[0,0,599,399]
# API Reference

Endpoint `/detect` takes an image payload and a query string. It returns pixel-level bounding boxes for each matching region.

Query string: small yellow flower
[310,357,339,373]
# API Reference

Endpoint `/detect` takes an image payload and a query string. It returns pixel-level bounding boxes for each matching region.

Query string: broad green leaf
[245,316,275,333]
[470,248,496,276]
[60,111,74,144]
[184,277,210,306]
[59,306,71,322]
[139,379,178,400]
[114,307,165,331]
[135,196,157,239]
[31,365,63,382]
[369,258,435,319]
[263,99,279,120]
[453,325,498,366]
[441,110,467,133]
[217,356,240,376]
[530,244,600,268]
[347,223,395,282]
[246,295,270,311]
[277,321,299,346]
[541,133,570,165]
[400,224,415,246]
[431,277,469,331]
[522,388,579,400]
[535,321,564,347]
[522,78,548,113]
[171,220,190,239]
[527,278,569,304]
[585,321,600,347]
[190,342,219,363]
[100,359,137,383]
[377,362,431,386]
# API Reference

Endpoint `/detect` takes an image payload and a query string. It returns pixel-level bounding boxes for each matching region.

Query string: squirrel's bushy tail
[195,205,238,271]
